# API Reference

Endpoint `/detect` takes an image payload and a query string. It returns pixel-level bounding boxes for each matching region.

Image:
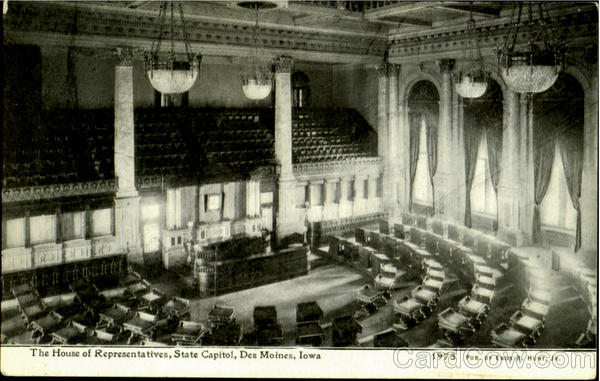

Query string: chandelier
[145,1,201,95]
[240,3,274,100]
[453,9,487,99]
[498,2,563,94]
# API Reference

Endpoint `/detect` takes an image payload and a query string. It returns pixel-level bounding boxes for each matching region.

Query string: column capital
[377,62,400,77]
[274,56,293,73]
[438,59,455,74]
[113,47,141,66]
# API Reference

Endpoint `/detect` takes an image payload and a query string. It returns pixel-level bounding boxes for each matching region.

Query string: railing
[1,235,121,274]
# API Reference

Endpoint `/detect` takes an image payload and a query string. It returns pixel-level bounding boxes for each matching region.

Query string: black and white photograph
[1,0,598,378]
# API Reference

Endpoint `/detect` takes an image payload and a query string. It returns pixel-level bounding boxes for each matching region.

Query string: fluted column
[274,56,300,243]
[113,47,142,264]
[497,88,522,242]
[580,67,598,251]
[436,59,455,221]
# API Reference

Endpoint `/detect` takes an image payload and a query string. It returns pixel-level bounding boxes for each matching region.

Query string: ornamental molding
[293,156,383,180]
[388,11,597,64]
[3,2,387,61]
[2,180,116,204]
[275,56,294,73]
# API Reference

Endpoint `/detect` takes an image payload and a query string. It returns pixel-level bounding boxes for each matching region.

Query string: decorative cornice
[388,10,597,64]
[2,180,116,204]
[3,2,388,61]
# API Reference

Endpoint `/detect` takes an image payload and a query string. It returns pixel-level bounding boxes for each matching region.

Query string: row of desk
[490,252,552,348]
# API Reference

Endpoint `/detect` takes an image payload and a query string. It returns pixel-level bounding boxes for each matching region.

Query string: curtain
[486,118,503,229]
[408,111,421,211]
[559,112,584,252]
[463,107,483,228]
[425,105,438,215]
[532,103,556,246]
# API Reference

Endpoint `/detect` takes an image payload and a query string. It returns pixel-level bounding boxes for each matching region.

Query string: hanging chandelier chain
[169,1,175,64]
[178,2,194,62]
[151,1,168,58]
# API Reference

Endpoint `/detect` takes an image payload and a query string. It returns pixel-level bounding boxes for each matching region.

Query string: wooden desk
[491,323,528,348]
[522,299,550,320]
[437,308,471,333]
[98,304,132,326]
[412,287,438,306]
[51,325,83,344]
[427,268,445,282]
[30,313,61,337]
[459,297,488,317]
[163,297,191,318]
[472,285,494,304]
[424,259,443,272]
[515,315,543,334]
[123,313,156,336]
[423,278,444,292]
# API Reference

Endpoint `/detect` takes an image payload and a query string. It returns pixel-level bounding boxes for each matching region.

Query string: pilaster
[274,56,301,242]
[435,59,455,220]
[113,47,142,264]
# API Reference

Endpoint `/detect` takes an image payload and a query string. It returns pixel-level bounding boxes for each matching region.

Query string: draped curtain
[532,100,557,246]
[425,105,438,215]
[559,107,584,251]
[560,133,583,251]
[463,107,483,228]
[486,112,503,229]
[408,111,421,211]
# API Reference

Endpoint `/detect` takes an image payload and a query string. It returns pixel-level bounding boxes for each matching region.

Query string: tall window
[540,141,577,230]
[471,132,497,217]
[413,117,433,206]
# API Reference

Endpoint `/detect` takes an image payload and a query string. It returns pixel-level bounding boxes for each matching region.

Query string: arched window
[534,73,584,249]
[407,81,439,213]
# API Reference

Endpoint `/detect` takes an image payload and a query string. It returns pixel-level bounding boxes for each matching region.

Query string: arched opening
[407,80,439,215]
[533,73,585,251]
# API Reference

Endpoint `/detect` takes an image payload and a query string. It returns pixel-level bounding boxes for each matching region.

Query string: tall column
[387,64,401,216]
[518,94,535,244]
[113,48,142,264]
[274,56,300,243]
[378,64,391,213]
[436,59,455,221]
[397,74,411,213]
[452,90,466,224]
[580,68,598,251]
[497,88,522,242]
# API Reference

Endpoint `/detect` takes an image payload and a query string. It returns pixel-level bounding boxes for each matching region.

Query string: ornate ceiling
[3,1,598,65]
